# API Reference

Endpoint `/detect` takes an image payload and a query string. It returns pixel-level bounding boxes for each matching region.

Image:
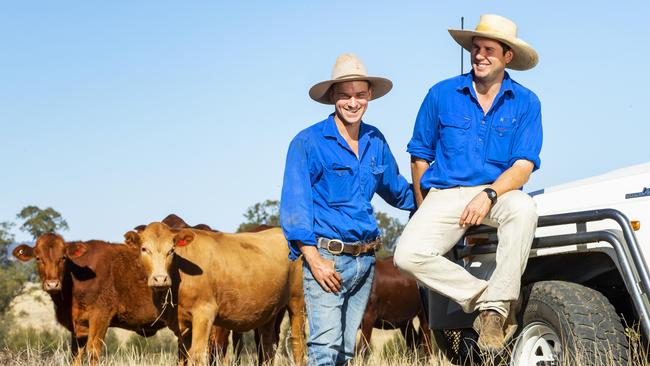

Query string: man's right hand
[300,244,342,293]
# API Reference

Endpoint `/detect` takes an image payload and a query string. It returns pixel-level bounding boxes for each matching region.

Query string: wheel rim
[511,321,562,366]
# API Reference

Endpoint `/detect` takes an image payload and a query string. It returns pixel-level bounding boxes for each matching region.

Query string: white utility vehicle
[429,163,650,365]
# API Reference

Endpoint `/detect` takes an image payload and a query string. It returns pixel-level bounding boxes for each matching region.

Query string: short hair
[498,41,512,56]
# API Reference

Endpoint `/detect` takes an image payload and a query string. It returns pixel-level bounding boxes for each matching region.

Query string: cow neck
[48,260,74,331]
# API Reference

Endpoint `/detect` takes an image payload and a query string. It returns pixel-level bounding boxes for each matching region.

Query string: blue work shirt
[281,114,415,260]
[407,71,543,189]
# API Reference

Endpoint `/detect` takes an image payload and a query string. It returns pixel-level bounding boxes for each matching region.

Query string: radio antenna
[460,16,465,74]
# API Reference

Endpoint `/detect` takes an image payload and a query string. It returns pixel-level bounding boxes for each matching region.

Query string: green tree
[237,200,280,232]
[0,220,31,315]
[16,206,69,239]
[0,222,15,263]
[374,209,405,258]
[0,264,31,314]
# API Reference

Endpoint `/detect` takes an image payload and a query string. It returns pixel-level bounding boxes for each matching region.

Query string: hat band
[334,74,367,80]
[475,24,516,38]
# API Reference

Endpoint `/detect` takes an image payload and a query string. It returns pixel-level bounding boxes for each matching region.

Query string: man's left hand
[460,191,492,227]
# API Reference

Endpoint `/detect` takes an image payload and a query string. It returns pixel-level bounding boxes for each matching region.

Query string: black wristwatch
[483,187,498,206]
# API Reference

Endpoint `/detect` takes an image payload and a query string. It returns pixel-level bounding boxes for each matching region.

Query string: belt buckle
[326,239,344,255]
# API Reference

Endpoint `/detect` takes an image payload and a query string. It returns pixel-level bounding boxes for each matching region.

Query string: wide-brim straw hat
[309,53,393,105]
[448,14,538,71]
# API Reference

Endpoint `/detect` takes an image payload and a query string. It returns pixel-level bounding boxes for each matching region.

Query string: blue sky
[2,1,648,243]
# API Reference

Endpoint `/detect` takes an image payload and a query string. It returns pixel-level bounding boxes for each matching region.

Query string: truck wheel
[511,281,628,366]
[432,328,481,365]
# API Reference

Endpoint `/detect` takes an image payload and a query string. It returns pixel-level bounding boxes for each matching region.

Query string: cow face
[125,223,196,290]
[12,233,84,293]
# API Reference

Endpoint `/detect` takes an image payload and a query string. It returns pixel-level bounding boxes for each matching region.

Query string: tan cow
[125,222,300,365]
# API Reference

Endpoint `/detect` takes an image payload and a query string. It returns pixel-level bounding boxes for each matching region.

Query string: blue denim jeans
[302,248,375,366]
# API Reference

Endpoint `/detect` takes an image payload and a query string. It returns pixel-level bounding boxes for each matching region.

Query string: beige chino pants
[394,185,537,317]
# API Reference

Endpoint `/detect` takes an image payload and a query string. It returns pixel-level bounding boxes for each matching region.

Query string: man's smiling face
[471,37,513,83]
[330,81,371,126]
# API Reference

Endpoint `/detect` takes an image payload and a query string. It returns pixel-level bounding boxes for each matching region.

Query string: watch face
[484,188,497,202]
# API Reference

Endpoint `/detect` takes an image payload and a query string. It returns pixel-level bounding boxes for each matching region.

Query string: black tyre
[432,328,482,365]
[511,280,628,366]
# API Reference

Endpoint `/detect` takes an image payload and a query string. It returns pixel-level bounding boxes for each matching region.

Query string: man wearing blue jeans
[280,53,414,365]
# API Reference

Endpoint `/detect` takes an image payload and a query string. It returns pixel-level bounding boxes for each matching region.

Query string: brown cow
[135,214,233,362]
[12,234,168,366]
[134,218,306,364]
[356,256,432,358]
[125,223,304,366]
[147,219,306,364]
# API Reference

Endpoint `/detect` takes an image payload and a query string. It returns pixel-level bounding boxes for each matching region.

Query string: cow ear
[12,244,35,262]
[124,231,142,248]
[174,229,195,247]
[66,243,88,259]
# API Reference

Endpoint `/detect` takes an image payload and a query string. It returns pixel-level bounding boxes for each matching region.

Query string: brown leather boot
[474,310,506,351]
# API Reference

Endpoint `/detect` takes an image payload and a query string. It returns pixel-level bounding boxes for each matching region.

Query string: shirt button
[478,138,483,142]
[481,120,486,125]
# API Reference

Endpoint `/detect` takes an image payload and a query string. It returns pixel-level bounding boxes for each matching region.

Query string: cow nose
[152,275,169,287]
[44,280,61,291]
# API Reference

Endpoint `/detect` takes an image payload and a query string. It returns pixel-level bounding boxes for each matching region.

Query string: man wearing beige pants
[394,14,542,351]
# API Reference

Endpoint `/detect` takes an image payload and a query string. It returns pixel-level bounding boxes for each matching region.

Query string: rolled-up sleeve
[510,93,543,171]
[280,136,316,260]
[407,88,438,163]
[376,139,415,212]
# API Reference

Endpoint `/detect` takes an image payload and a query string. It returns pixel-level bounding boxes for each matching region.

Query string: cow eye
[35,257,41,262]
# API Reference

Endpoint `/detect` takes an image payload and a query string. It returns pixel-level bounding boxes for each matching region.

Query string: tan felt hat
[448,14,539,71]
[309,53,393,105]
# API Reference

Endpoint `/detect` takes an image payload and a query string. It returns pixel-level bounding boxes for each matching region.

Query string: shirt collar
[456,70,515,96]
[322,113,373,139]
[322,113,340,139]
[501,71,514,94]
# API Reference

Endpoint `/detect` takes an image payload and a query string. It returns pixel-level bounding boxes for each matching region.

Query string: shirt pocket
[486,117,518,164]
[362,163,386,196]
[439,114,471,154]
[323,163,356,205]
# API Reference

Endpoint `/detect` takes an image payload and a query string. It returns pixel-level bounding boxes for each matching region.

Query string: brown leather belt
[317,237,381,256]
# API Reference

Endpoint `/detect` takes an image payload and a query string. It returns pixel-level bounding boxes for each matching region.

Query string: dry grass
[2,284,646,365]
[1,326,645,366]
[0,319,644,365]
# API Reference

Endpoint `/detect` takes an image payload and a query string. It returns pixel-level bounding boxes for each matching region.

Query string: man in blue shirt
[394,14,542,351]
[280,53,414,365]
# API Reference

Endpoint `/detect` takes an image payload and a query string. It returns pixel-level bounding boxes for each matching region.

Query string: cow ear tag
[66,244,87,259]
[176,239,188,247]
